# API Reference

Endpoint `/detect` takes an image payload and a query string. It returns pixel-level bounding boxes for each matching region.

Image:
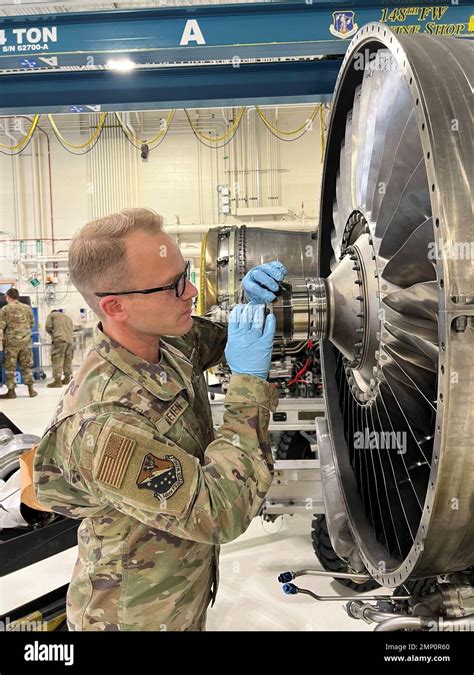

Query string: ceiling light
[107,59,136,72]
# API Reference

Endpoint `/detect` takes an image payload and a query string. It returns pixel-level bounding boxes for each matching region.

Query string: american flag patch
[97,432,136,488]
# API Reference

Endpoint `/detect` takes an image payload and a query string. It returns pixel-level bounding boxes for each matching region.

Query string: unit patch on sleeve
[96,432,136,488]
[136,453,184,502]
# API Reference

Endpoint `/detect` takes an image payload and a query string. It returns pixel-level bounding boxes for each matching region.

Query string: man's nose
[182,280,198,300]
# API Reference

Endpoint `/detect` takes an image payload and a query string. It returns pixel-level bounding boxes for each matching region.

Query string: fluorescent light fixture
[107,59,136,72]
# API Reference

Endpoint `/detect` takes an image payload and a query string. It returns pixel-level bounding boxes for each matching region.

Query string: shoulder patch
[93,417,199,516]
[97,432,136,488]
[136,453,183,501]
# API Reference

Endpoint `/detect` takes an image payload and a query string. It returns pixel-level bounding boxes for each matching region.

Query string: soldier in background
[33,208,286,631]
[0,288,38,399]
[45,309,75,388]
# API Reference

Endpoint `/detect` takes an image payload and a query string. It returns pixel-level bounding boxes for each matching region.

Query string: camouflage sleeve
[28,306,34,329]
[74,375,278,545]
[189,316,228,370]
[0,307,7,332]
[45,313,53,335]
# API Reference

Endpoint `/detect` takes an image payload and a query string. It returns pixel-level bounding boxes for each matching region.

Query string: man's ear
[98,296,129,322]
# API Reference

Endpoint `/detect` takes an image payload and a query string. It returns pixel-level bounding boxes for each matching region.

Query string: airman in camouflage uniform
[34,318,278,630]
[0,288,37,398]
[45,310,75,387]
[33,208,282,631]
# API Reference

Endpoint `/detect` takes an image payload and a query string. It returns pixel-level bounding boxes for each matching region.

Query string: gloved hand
[225,304,276,379]
[242,261,288,304]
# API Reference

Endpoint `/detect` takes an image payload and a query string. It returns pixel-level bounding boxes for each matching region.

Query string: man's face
[106,230,198,337]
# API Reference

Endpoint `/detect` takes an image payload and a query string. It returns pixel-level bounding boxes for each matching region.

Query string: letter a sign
[180,20,206,45]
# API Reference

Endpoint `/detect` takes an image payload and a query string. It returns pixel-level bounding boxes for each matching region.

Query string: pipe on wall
[87,122,139,219]
[164,222,314,235]
[2,117,56,252]
[31,136,41,243]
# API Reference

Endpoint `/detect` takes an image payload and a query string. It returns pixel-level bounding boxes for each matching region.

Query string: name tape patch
[164,400,184,425]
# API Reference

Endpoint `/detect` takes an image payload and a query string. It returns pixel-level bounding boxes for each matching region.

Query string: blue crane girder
[0,60,342,114]
[0,1,472,112]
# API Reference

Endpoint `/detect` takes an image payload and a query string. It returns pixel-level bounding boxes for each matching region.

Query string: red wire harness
[286,340,318,387]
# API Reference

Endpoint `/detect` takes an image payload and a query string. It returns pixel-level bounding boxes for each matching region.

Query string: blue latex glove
[242,261,288,304]
[225,304,276,379]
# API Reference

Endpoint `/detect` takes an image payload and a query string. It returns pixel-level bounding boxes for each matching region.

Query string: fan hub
[312,216,383,403]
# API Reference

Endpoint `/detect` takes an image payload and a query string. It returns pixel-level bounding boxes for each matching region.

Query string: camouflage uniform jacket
[0,300,34,346]
[45,311,74,344]
[33,318,279,631]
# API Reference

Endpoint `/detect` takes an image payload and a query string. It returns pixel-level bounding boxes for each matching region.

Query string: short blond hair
[68,208,164,316]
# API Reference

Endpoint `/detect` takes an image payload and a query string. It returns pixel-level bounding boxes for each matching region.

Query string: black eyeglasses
[95,261,190,298]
